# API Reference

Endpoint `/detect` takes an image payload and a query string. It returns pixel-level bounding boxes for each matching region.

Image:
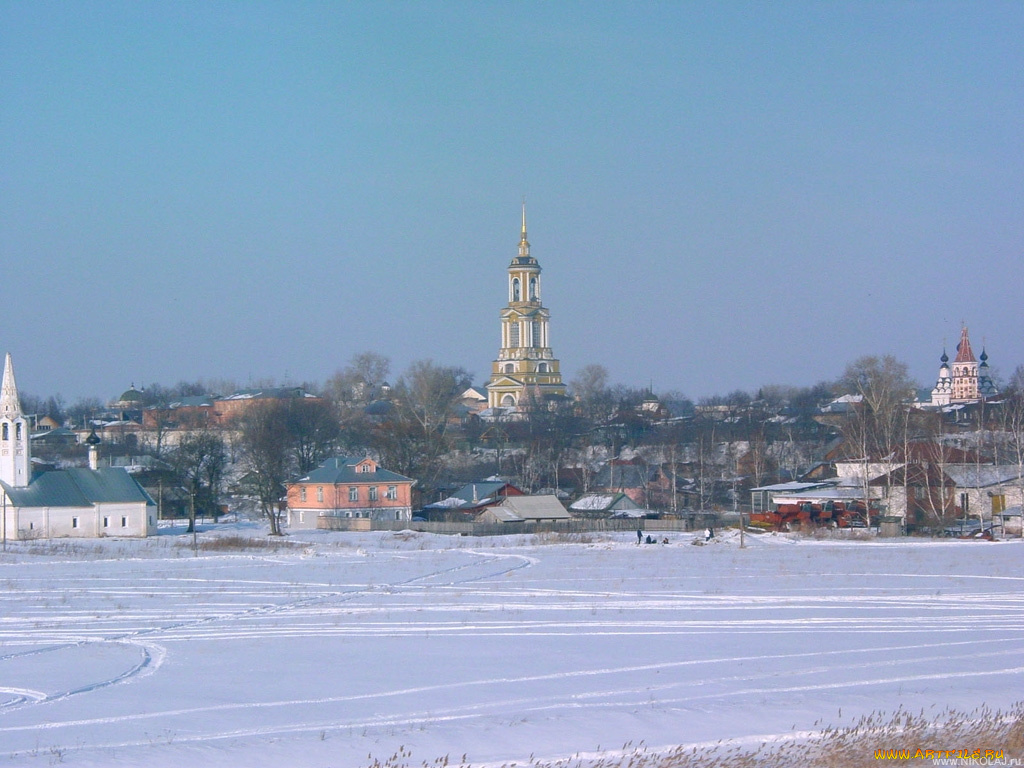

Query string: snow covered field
[0,527,1021,767]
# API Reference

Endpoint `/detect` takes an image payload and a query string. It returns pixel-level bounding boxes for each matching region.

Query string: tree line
[22,351,1024,532]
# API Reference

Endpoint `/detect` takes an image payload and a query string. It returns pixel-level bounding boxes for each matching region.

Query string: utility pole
[190,489,197,556]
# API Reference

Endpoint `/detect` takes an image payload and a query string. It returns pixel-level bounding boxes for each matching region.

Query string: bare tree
[1001,366,1024,536]
[360,360,472,495]
[235,401,293,536]
[171,431,228,532]
[396,360,472,438]
[570,364,614,422]
[325,351,392,406]
[286,398,341,474]
[836,355,918,524]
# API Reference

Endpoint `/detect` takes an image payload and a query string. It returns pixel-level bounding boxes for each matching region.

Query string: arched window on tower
[512,278,521,302]
[529,277,537,300]
[538,363,548,373]
[509,322,520,347]
[504,363,514,374]
[1,423,7,441]
[15,423,21,440]
[501,394,516,407]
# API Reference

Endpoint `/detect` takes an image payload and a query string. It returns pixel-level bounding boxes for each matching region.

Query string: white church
[0,354,157,540]
[929,326,998,406]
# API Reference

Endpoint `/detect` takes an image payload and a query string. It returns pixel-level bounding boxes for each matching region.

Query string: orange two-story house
[285,456,414,529]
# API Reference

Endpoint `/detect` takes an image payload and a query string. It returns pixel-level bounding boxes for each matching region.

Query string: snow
[1,526,1022,767]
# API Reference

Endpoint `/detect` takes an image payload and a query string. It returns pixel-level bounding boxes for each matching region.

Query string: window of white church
[1,424,6,441]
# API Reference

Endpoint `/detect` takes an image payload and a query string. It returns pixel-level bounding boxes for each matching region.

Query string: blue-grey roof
[451,481,514,503]
[297,457,412,485]
[2,468,155,508]
[166,395,216,408]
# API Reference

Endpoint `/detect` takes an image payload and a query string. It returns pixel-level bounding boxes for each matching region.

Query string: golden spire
[517,198,531,260]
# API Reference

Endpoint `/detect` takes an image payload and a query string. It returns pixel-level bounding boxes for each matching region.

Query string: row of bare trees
[24,347,1024,529]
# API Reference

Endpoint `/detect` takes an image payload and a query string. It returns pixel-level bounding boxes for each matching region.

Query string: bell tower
[0,353,32,487]
[486,205,566,410]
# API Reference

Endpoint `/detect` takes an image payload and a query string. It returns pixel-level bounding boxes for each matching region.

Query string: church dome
[115,385,145,407]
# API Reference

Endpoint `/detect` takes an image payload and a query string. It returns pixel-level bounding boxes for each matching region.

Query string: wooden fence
[317,515,719,537]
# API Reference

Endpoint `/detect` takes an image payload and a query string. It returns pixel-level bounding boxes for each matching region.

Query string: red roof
[954,326,975,363]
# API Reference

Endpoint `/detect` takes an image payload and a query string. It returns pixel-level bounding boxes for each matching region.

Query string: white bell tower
[0,353,32,487]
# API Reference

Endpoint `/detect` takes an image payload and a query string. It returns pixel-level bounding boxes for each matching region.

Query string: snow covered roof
[569,493,639,512]
[498,495,570,521]
[461,386,488,401]
[221,387,316,401]
[478,505,523,523]
[772,487,868,504]
[423,496,472,509]
[943,465,1023,488]
[609,508,649,519]
[749,481,834,493]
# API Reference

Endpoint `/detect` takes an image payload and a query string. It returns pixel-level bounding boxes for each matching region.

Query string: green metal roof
[2,468,155,508]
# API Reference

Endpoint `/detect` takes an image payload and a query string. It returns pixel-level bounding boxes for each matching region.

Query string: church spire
[1,353,22,420]
[0,352,30,487]
[518,199,530,260]
[954,326,975,363]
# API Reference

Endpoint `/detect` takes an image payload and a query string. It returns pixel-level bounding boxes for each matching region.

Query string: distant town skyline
[2,2,1021,403]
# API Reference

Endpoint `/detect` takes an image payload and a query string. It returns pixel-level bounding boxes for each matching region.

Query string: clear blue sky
[2,1,1022,403]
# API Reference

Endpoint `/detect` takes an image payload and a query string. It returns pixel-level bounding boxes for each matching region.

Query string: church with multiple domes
[929,326,998,407]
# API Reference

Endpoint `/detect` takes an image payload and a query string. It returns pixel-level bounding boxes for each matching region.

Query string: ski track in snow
[0,534,1022,766]
[0,548,530,715]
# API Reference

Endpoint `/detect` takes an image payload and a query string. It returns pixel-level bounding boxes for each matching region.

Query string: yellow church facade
[486,207,567,410]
